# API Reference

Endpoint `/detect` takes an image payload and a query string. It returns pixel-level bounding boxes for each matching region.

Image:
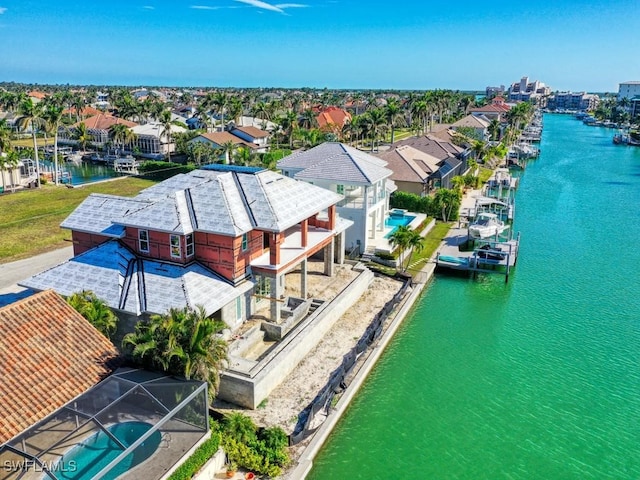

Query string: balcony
[250,224,334,274]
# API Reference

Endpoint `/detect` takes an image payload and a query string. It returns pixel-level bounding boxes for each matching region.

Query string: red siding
[72,231,110,255]
[194,230,265,282]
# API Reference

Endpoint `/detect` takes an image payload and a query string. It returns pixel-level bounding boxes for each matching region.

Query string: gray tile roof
[60,194,151,237]
[238,169,342,231]
[61,167,341,237]
[277,142,392,185]
[20,241,252,316]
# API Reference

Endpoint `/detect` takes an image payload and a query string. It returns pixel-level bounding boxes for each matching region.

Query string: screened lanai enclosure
[0,369,209,480]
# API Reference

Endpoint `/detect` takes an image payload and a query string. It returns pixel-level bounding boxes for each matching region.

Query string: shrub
[168,424,221,480]
[221,413,290,478]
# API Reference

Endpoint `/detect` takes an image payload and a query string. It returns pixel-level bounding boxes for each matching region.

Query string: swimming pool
[384,212,416,238]
[54,421,161,479]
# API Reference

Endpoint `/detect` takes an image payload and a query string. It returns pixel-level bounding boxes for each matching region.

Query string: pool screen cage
[0,368,209,480]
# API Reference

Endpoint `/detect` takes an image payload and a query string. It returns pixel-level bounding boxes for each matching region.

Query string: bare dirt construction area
[213,259,403,436]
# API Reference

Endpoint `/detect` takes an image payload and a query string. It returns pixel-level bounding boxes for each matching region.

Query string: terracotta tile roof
[63,106,103,117]
[28,91,47,100]
[0,290,119,444]
[316,107,352,130]
[73,113,138,130]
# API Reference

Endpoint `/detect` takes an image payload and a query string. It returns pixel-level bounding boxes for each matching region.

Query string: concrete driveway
[0,246,74,304]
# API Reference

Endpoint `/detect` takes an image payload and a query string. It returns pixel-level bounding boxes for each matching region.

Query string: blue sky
[0,0,638,92]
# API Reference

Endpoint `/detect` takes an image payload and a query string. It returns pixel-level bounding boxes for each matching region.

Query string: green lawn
[404,221,453,274]
[0,177,157,263]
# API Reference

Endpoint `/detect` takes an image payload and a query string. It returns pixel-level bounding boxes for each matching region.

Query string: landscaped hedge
[168,422,222,480]
[137,161,196,180]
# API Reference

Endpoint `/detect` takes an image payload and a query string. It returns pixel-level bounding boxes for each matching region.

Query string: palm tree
[67,290,118,339]
[388,225,410,271]
[434,188,461,222]
[471,140,487,163]
[277,110,298,148]
[15,98,45,187]
[73,122,92,153]
[364,108,387,152]
[159,110,174,163]
[43,103,64,185]
[109,123,135,154]
[123,305,228,399]
[384,99,405,144]
[0,118,12,153]
[220,140,236,164]
[402,229,424,272]
[211,92,229,128]
[227,96,244,126]
[488,119,501,141]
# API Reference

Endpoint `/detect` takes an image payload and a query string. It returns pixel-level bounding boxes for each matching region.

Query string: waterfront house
[469,96,511,122]
[131,122,187,159]
[21,166,349,330]
[58,113,138,149]
[0,290,119,444]
[376,145,442,196]
[277,142,395,254]
[388,135,467,189]
[450,114,491,141]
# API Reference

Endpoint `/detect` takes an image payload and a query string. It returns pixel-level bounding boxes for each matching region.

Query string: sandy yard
[213,259,404,436]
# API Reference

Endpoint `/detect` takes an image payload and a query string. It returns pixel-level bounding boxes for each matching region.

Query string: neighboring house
[469,96,511,121]
[131,122,187,159]
[0,290,119,444]
[450,114,491,140]
[58,113,138,148]
[277,142,395,254]
[228,125,270,152]
[21,165,350,329]
[316,106,352,134]
[376,145,442,196]
[390,135,467,189]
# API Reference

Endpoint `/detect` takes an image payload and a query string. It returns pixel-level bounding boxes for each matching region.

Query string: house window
[186,233,194,257]
[336,184,344,195]
[242,233,248,251]
[139,230,149,253]
[170,234,181,258]
[255,275,270,303]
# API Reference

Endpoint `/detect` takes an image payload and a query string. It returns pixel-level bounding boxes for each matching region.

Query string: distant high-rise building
[508,76,551,106]
[485,85,505,99]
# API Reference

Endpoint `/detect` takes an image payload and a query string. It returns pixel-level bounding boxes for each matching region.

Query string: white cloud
[275,3,308,7]
[143,5,154,9]
[0,7,7,14]
[190,5,221,9]
[234,0,284,13]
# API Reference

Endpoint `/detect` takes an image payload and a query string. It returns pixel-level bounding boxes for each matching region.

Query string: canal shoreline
[287,186,506,479]
[287,259,438,479]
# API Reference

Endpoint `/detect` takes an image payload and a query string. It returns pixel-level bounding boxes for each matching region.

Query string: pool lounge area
[0,369,209,480]
[369,209,426,253]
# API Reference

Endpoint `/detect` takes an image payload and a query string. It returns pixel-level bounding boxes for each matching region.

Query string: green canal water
[309,114,640,480]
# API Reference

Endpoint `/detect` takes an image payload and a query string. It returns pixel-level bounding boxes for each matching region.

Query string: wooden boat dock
[435,226,520,283]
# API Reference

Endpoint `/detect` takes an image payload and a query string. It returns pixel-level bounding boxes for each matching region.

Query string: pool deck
[368,212,427,253]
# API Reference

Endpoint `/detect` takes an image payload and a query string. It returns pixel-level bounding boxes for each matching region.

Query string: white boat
[468,212,508,239]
